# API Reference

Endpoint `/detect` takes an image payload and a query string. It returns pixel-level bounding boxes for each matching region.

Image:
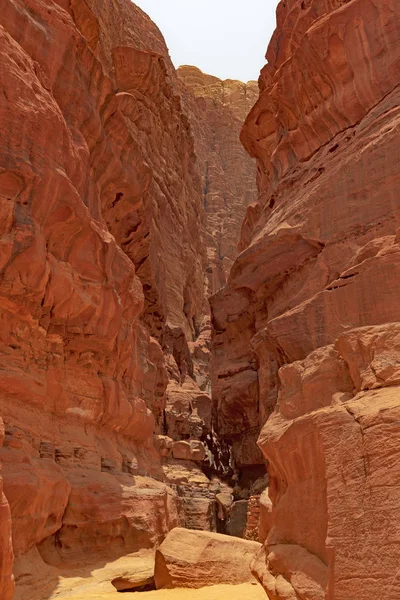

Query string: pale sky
[134,0,279,82]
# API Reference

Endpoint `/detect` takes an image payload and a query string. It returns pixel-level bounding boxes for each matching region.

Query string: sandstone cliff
[212,0,400,598]
[0,0,207,595]
[178,66,258,296]
[0,0,199,588]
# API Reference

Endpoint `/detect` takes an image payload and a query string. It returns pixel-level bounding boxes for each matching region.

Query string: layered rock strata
[178,66,258,296]
[212,0,400,598]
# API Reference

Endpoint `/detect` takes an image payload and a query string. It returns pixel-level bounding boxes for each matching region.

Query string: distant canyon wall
[178,66,258,296]
[211,0,400,598]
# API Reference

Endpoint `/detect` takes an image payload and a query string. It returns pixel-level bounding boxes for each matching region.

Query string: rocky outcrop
[212,0,400,598]
[154,527,261,589]
[178,66,258,296]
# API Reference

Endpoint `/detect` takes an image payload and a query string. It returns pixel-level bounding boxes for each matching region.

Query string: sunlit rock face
[154,527,261,589]
[178,66,258,296]
[212,0,400,597]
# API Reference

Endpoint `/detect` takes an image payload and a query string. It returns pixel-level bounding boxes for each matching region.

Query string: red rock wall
[0,418,14,600]
[0,0,214,592]
[0,0,261,590]
[178,66,258,296]
[212,0,400,598]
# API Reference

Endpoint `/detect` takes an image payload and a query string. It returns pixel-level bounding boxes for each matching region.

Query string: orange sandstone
[154,528,261,589]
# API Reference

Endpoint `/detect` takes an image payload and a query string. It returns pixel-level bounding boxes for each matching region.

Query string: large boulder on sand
[154,527,261,589]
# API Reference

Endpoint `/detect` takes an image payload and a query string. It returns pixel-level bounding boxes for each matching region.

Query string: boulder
[110,552,155,592]
[172,440,206,462]
[154,527,261,589]
[227,500,249,538]
[112,573,154,592]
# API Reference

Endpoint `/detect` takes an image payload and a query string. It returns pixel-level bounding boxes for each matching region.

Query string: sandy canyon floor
[56,584,265,600]
[15,551,265,600]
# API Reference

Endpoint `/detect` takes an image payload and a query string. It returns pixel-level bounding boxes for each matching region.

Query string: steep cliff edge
[212,0,400,598]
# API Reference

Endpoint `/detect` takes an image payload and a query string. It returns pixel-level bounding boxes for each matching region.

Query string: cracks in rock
[326,271,359,291]
[304,166,325,186]
[217,231,224,261]
[134,254,149,271]
[203,161,209,210]
[111,192,124,207]
[343,404,371,482]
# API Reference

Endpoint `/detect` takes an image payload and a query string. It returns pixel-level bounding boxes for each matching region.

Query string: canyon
[1,0,400,599]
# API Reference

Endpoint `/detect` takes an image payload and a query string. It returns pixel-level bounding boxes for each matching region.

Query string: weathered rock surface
[154,528,261,589]
[178,66,258,296]
[212,0,400,598]
[112,571,154,592]
[0,418,14,600]
[0,0,219,591]
[0,0,264,590]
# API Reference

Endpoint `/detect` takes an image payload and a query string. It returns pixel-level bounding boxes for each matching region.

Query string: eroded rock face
[154,527,261,589]
[0,0,262,589]
[212,0,400,598]
[0,0,216,589]
[178,66,258,296]
[0,418,14,600]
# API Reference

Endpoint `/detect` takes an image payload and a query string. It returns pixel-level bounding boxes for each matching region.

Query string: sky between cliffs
[134,0,279,82]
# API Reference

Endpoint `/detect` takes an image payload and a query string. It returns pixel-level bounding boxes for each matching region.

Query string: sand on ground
[57,582,266,600]
[14,549,266,600]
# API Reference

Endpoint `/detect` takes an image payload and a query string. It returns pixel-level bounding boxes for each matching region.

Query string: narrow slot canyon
[0,1,400,599]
